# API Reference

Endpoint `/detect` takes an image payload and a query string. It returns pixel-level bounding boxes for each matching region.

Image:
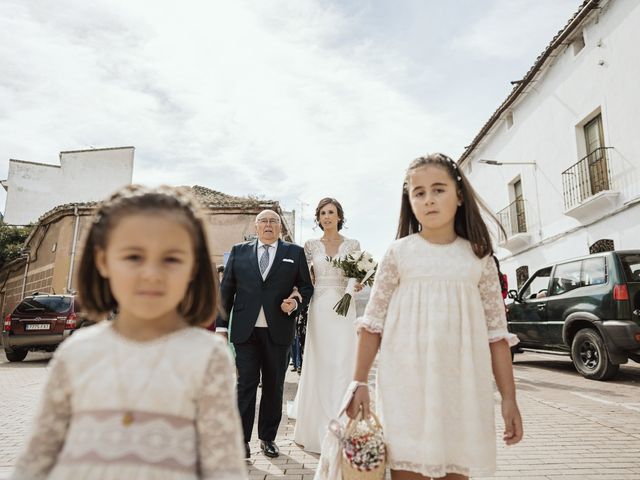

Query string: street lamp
[296,198,309,245]
[479,159,536,166]
[478,159,542,238]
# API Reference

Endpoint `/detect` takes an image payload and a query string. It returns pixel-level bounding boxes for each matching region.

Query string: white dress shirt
[254,241,278,327]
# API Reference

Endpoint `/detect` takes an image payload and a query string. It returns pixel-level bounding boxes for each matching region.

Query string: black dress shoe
[260,440,279,458]
[244,442,250,459]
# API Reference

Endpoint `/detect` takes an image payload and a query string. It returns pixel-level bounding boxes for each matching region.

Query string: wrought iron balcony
[497,198,528,240]
[562,147,613,210]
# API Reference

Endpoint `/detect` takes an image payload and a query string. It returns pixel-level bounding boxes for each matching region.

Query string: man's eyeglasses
[257,218,281,225]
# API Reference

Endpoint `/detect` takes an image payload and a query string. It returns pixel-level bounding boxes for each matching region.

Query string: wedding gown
[289,237,360,453]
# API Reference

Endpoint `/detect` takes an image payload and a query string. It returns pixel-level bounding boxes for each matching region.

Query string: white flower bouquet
[329,251,377,316]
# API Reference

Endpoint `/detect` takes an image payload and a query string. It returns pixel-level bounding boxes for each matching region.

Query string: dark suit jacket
[217,239,314,346]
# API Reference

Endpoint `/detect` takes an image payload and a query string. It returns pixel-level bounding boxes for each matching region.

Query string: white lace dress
[356,234,518,478]
[10,322,247,480]
[289,237,360,453]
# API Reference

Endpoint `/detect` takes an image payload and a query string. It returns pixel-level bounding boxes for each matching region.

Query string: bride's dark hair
[315,198,345,231]
[396,153,504,259]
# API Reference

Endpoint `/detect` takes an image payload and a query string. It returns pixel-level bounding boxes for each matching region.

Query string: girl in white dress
[11,185,247,480]
[290,198,363,453]
[347,154,523,480]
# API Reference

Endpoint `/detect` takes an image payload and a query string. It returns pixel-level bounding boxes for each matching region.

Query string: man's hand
[281,298,297,314]
[288,286,303,303]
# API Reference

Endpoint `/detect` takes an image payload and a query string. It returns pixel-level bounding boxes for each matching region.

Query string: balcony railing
[497,198,528,240]
[562,147,613,210]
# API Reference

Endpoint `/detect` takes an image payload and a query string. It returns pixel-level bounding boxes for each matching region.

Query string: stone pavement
[2,351,640,479]
[246,354,640,480]
[243,354,640,480]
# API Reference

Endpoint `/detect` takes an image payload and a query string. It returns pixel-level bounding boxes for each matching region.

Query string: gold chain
[111,323,170,427]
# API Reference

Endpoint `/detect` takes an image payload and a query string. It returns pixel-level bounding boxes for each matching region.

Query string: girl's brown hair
[77,185,217,326]
[396,153,504,259]
[315,197,345,231]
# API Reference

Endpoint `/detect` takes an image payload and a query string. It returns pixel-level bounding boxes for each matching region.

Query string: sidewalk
[245,368,319,479]
[3,354,640,479]
[247,367,640,480]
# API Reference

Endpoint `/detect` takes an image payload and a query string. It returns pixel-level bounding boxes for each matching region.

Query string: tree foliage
[0,222,33,268]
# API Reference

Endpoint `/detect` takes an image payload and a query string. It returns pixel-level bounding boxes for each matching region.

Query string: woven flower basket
[341,410,386,480]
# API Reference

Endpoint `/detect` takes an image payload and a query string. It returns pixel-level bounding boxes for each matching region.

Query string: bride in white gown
[289,197,362,453]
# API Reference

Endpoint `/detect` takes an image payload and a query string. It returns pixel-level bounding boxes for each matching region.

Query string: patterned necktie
[259,244,270,275]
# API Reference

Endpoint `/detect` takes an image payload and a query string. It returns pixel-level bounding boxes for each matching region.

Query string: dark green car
[507,250,640,380]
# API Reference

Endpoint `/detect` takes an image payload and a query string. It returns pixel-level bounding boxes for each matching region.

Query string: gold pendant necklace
[112,322,170,428]
[122,411,135,426]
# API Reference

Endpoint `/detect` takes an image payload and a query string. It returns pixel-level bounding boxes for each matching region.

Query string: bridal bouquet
[330,251,377,316]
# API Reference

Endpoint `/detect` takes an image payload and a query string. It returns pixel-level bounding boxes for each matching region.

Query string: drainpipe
[532,163,543,239]
[20,252,30,298]
[67,206,81,293]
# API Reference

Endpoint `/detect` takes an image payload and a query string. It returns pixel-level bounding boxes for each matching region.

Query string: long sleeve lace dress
[10,322,247,480]
[356,235,518,478]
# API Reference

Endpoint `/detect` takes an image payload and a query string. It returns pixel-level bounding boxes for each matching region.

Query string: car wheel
[571,329,619,381]
[5,348,27,362]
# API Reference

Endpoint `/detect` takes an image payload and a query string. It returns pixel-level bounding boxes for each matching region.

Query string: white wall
[3,147,134,225]
[499,203,640,289]
[463,0,640,288]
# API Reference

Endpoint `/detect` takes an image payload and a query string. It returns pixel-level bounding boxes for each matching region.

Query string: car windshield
[14,297,72,315]
[618,253,640,282]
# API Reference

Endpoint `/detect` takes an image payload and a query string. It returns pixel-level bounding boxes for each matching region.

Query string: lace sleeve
[355,246,399,335]
[304,239,313,269]
[197,343,248,480]
[479,256,519,346]
[11,354,71,480]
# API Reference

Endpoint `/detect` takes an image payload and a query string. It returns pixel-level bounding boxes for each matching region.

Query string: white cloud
[0,0,584,257]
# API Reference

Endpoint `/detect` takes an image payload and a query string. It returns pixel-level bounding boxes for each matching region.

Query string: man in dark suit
[216,209,313,459]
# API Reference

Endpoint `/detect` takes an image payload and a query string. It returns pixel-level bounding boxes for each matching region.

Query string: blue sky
[0,0,580,256]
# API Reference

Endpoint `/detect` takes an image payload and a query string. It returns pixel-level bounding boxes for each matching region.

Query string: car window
[550,261,582,296]
[618,253,640,282]
[521,267,552,299]
[582,257,607,286]
[14,297,72,315]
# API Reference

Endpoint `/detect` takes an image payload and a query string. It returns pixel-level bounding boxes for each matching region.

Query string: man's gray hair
[255,209,281,222]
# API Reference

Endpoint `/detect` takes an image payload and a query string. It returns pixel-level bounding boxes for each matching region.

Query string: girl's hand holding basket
[346,384,371,419]
[341,402,386,480]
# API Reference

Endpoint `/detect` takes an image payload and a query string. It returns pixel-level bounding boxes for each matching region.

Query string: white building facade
[2,146,134,225]
[460,0,640,289]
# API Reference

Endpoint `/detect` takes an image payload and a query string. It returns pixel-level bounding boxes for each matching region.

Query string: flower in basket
[329,250,377,316]
[342,417,386,474]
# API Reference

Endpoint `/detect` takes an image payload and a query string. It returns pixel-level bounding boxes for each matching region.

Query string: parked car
[507,250,640,380]
[2,293,94,362]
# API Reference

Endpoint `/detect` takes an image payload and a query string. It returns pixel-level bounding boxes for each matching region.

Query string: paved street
[1,350,639,479]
